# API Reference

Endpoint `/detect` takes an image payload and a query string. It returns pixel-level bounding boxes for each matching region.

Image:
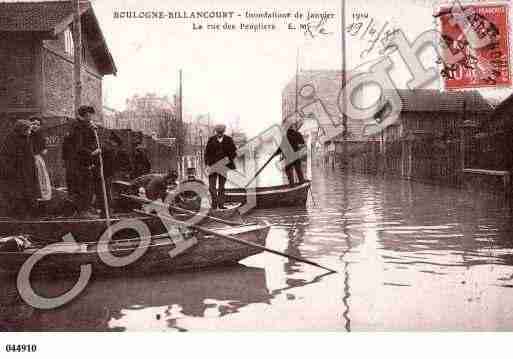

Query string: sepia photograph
[0,0,512,352]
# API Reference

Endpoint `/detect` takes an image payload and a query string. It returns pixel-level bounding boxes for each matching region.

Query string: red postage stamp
[436,2,511,89]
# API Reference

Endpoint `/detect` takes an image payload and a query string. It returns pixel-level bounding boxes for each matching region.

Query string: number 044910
[5,344,37,353]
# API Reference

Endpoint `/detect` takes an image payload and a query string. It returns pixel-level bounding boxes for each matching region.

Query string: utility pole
[179,69,183,158]
[341,0,347,169]
[73,0,82,114]
[295,48,300,118]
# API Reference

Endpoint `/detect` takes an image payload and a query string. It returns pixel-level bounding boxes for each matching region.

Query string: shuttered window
[64,28,74,56]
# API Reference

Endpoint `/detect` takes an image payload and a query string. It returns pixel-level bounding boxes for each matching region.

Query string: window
[64,28,74,56]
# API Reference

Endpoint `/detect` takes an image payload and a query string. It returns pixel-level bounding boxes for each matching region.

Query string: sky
[92,0,438,136]
[93,0,343,135]
[12,0,509,136]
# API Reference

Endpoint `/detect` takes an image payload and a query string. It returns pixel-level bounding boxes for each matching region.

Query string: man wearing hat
[67,105,102,216]
[274,119,306,185]
[204,124,237,209]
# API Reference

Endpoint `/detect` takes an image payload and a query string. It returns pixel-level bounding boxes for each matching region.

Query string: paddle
[121,194,250,227]
[244,152,279,189]
[134,209,337,273]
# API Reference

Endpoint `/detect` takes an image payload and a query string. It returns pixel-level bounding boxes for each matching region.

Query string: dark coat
[68,119,98,170]
[95,144,118,180]
[62,133,74,167]
[31,129,46,155]
[132,147,151,179]
[62,132,78,195]
[0,124,38,201]
[275,128,306,156]
[204,135,237,170]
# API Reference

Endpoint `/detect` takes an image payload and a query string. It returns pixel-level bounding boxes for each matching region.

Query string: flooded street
[1,167,513,331]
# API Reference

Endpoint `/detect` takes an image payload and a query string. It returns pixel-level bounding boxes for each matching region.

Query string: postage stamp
[435,2,511,89]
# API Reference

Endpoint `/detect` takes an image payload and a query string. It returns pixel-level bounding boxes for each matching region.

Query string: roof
[380,89,493,113]
[0,1,116,75]
[0,1,88,32]
[491,91,513,116]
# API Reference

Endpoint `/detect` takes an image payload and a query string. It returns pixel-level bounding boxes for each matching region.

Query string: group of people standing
[0,117,52,217]
[0,103,307,219]
[0,105,151,218]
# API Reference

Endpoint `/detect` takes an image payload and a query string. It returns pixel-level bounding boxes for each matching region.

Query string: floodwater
[1,165,513,331]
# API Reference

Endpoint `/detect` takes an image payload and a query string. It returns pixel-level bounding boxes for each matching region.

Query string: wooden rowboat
[0,213,174,243]
[112,179,243,222]
[0,221,271,276]
[224,180,311,209]
[0,207,239,244]
[168,202,242,223]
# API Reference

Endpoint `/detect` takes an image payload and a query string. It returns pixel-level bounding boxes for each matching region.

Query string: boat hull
[224,181,311,209]
[0,214,172,243]
[0,223,270,276]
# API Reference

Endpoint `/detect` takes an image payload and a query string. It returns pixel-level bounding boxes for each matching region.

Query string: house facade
[364,89,493,185]
[0,1,116,140]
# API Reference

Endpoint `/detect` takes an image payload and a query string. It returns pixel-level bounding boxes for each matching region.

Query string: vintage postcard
[0,0,513,354]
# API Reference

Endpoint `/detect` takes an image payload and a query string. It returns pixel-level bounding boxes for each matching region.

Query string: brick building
[0,1,116,139]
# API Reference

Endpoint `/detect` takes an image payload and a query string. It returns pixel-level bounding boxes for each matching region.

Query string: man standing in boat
[204,124,237,209]
[274,120,307,185]
[131,141,151,179]
[68,105,103,216]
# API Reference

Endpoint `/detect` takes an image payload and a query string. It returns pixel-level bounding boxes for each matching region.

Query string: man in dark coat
[274,121,306,185]
[0,120,39,218]
[132,143,151,179]
[67,105,102,216]
[204,124,237,209]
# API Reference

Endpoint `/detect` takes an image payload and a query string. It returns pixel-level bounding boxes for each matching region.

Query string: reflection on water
[1,167,513,331]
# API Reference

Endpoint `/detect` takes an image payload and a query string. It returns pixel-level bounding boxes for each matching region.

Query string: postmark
[435,2,511,89]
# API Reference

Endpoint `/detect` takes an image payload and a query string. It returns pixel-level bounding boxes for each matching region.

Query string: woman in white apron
[29,117,52,201]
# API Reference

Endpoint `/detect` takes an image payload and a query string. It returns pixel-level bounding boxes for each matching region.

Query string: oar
[134,209,337,273]
[168,204,248,226]
[121,194,251,226]
[244,152,278,188]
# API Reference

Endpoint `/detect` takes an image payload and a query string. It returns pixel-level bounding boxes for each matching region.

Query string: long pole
[179,69,184,178]
[93,129,111,229]
[72,0,82,112]
[135,209,337,273]
[295,48,300,116]
[121,194,248,226]
[179,70,183,156]
[341,0,347,169]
